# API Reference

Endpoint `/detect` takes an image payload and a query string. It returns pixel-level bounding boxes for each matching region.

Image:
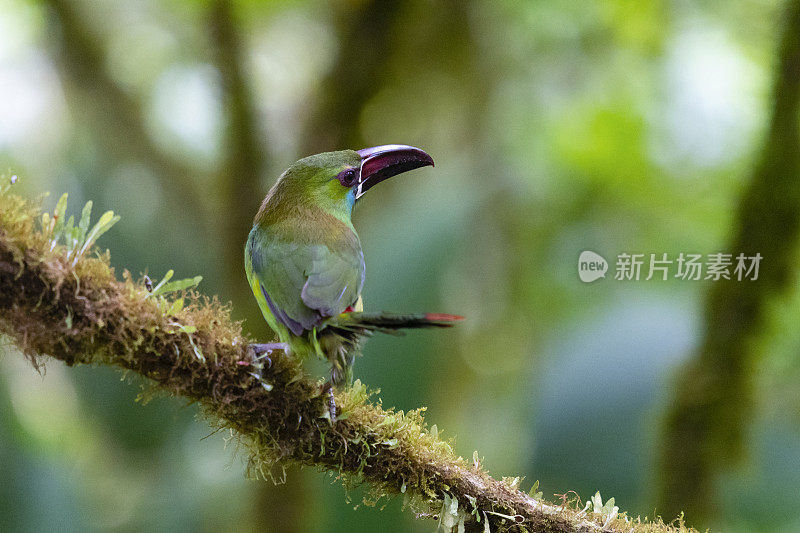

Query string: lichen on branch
[0,181,690,533]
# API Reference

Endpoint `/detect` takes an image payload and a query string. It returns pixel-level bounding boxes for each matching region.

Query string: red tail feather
[424,313,464,322]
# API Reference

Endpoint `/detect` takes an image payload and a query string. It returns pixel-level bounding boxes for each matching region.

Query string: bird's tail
[322,311,463,386]
[332,311,464,334]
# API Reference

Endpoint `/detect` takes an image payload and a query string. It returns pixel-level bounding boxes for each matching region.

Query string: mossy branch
[0,186,690,533]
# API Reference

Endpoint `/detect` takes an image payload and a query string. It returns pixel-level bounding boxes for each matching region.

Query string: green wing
[248,230,365,336]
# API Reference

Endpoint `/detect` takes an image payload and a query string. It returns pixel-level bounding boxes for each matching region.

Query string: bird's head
[259,145,434,222]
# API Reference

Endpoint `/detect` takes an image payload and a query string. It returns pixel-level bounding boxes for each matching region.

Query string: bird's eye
[336,168,359,187]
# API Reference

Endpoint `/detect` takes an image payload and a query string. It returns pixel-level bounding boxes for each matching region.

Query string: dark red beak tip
[357,144,434,167]
[355,144,434,198]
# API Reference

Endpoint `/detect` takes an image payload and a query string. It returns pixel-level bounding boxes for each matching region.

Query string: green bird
[244,145,462,418]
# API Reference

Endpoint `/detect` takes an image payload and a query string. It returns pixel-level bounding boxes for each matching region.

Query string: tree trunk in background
[44,0,207,228]
[300,0,404,154]
[209,2,312,532]
[657,0,800,525]
[208,0,267,309]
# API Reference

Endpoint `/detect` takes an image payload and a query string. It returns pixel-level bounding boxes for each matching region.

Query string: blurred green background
[2,0,800,531]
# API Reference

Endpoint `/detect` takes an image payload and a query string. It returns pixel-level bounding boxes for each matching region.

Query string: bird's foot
[247,342,287,367]
[321,381,336,423]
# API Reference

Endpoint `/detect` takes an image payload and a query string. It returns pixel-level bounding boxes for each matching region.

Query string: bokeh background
[2,0,800,531]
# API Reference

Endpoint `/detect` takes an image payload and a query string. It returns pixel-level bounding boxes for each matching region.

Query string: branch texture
[0,188,689,533]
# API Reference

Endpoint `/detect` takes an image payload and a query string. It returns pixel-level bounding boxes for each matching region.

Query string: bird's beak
[355,144,434,199]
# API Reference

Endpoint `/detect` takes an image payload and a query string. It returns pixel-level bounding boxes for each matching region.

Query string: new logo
[578,251,608,283]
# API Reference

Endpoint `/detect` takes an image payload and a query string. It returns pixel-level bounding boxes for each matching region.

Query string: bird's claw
[321,381,336,423]
[248,342,287,366]
[257,354,272,368]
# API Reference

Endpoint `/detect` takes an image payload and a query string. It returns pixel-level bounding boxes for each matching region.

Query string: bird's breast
[264,205,360,252]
